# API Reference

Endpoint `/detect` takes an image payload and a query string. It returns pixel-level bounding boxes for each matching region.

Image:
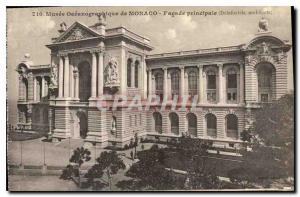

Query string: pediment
[54,22,100,43]
[246,35,285,51]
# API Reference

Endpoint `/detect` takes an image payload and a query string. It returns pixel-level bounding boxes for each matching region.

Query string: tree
[85,151,126,190]
[240,129,252,143]
[253,94,294,177]
[69,147,91,168]
[179,140,221,190]
[69,147,91,186]
[125,145,185,190]
[60,147,91,186]
[237,94,294,185]
[253,94,294,147]
[60,164,76,180]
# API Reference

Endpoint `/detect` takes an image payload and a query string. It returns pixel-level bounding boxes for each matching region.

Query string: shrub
[60,165,77,180]
[124,144,129,150]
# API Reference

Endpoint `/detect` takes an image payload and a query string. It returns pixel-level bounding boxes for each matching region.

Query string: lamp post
[20,125,24,167]
[43,141,46,166]
[68,137,71,165]
[94,136,96,164]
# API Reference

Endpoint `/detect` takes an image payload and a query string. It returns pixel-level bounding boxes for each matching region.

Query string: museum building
[16,17,291,148]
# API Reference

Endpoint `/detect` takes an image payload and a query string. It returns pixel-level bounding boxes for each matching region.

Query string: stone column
[218,63,224,104]
[131,63,135,88]
[58,56,64,98]
[148,68,152,96]
[63,55,70,97]
[198,65,204,104]
[120,45,126,95]
[163,67,168,100]
[91,52,97,98]
[33,77,37,101]
[180,66,185,98]
[41,76,45,98]
[97,51,104,96]
[143,57,147,99]
[74,72,79,99]
[69,63,74,98]
[239,62,244,104]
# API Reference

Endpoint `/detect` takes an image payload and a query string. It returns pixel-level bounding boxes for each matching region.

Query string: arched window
[257,63,275,102]
[188,71,198,96]
[78,61,91,102]
[226,114,238,139]
[20,78,28,101]
[206,113,217,138]
[226,68,238,103]
[169,112,179,135]
[134,60,139,88]
[153,112,162,134]
[187,113,197,137]
[127,59,132,87]
[206,70,217,102]
[171,70,180,98]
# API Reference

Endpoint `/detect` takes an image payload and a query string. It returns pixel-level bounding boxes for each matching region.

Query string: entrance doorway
[74,111,88,139]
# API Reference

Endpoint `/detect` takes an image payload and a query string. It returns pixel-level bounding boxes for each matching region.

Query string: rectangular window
[227,92,237,102]
[207,92,216,102]
[227,74,237,88]
[227,93,231,101]
[207,75,216,89]
[232,93,236,101]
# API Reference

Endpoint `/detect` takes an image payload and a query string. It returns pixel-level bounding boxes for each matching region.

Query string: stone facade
[16,18,291,148]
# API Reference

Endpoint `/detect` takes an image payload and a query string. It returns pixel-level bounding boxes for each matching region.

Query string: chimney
[94,14,106,35]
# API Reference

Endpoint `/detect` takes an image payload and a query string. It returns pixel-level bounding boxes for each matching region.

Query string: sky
[7,6,294,125]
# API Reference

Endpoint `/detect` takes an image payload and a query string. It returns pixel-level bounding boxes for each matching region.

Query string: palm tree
[69,147,91,186]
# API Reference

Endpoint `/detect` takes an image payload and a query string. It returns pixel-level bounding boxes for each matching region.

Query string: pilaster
[198,65,204,104]
[58,55,64,98]
[218,63,224,104]
[91,52,97,98]
[97,51,104,96]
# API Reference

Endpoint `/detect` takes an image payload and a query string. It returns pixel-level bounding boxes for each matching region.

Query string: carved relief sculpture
[104,57,120,88]
[50,63,58,88]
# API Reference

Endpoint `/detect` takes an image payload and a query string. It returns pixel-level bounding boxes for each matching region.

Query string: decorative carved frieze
[60,27,96,42]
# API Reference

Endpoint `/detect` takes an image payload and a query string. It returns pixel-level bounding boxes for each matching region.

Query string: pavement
[7,137,161,191]
[7,137,161,168]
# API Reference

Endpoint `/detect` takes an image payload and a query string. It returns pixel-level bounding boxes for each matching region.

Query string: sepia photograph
[6,6,294,191]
